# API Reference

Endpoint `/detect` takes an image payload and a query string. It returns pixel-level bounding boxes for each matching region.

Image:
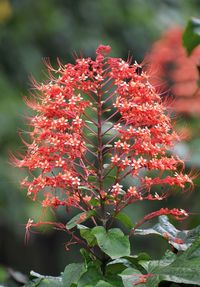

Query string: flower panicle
[15,45,194,236]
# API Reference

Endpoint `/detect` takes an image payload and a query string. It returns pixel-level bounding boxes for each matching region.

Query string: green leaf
[62,263,85,287]
[89,198,100,207]
[106,258,131,275]
[37,279,62,287]
[134,215,200,251]
[124,252,151,264]
[77,225,97,247]
[105,274,124,287]
[119,267,145,287]
[124,253,151,273]
[141,250,176,273]
[142,235,200,286]
[77,266,103,287]
[91,227,130,259]
[66,211,95,230]
[24,278,62,287]
[115,212,133,229]
[119,237,200,286]
[183,17,200,54]
[25,272,62,287]
[88,175,97,182]
[80,248,92,266]
[94,280,113,287]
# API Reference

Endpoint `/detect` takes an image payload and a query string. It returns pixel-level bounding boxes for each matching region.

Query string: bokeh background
[0,0,200,285]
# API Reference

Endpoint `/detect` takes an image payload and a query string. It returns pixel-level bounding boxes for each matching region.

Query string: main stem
[96,90,111,274]
[97,91,106,229]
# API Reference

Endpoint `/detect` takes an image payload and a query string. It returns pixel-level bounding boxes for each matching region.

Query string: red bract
[14,45,192,230]
[147,27,200,115]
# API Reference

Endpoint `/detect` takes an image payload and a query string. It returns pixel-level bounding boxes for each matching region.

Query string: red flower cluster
[14,45,192,227]
[147,27,200,115]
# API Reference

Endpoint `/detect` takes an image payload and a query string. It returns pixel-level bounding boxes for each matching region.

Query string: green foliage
[183,17,200,54]
[24,232,200,286]
[120,235,200,286]
[134,215,200,251]
[141,235,200,286]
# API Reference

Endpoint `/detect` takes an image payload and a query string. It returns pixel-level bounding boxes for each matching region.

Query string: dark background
[0,0,200,284]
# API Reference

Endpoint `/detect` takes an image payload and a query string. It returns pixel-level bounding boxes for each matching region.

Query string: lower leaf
[62,263,85,287]
[77,266,103,287]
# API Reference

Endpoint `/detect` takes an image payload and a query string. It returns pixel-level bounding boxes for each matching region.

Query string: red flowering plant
[15,42,200,287]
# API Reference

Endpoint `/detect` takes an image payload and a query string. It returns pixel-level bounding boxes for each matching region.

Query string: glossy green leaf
[80,248,93,266]
[24,278,62,287]
[77,225,97,247]
[183,17,200,54]
[115,212,134,229]
[77,266,103,287]
[119,267,145,287]
[124,252,151,264]
[105,274,124,287]
[134,215,200,251]
[24,271,62,287]
[66,211,95,230]
[91,227,130,259]
[124,253,151,273]
[106,258,131,275]
[94,280,113,287]
[119,237,200,286]
[36,278,63,287]
[142,235,200,286]
[62,263,85,287]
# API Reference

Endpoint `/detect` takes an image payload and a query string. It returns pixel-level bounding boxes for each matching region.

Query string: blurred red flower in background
[147,27,200,115]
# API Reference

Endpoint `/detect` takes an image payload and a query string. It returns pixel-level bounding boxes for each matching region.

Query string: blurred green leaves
[183,17,200,54]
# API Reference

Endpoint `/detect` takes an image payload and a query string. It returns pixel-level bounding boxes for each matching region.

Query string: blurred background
[0,0,200,285]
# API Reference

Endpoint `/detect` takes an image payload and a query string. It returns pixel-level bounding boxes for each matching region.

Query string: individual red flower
[147,27,200,115]
[14,45,193,232]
